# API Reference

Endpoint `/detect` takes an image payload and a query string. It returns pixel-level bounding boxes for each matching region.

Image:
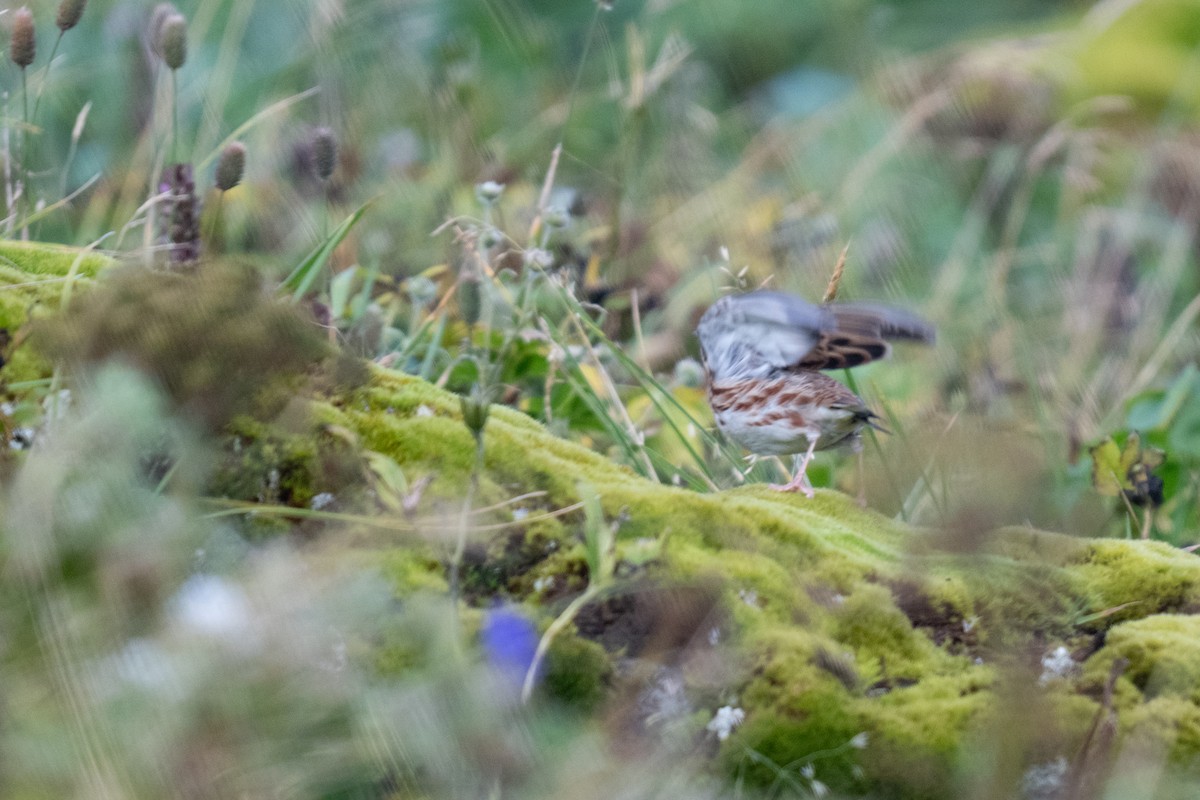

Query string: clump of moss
[543,629,612,712]
[35,261,329,432]
[210,417,318,505]
[460,518,582,602]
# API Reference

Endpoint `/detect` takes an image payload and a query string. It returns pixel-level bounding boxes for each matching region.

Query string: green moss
[542,630,611,712]
[730,685,865,790]
[1084,615,1200,704]
[834,584,937,680]
[211,417,320,508]
[1071,540,1200,623]
[1124,696,1200,764]
[864,671,995,799]
[376,547,446,595]
[0,242,112,385]
[0,240,111,278]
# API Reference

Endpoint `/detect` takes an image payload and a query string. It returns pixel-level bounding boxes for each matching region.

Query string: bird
[696,290,934,497]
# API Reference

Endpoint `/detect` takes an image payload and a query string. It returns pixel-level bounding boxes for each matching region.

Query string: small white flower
[708,627,720,646]
[310,492,336,510]
[705,706,746,741]
[850,732,869,749]
[524,248,554,269]
[811,779,828,797]
[415,404,434,417]
[512,507,530,521]
[1039,646,1076,685]
[801,764,815,780]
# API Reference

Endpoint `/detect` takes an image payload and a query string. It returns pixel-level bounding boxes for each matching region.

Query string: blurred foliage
[34,260,333,432]
[2,0,1200,797]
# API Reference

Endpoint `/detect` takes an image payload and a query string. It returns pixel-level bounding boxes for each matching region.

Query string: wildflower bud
[158,12,187,70]
[149,3,177,50]
[10,8,35,68]
[159,163,200,265]
[312,127,337,180]
[479,226,501,250]
[458,275,482,326]
[475,180,504,204]
[673,357,704,388]
[214,141,246,191]
[544,205,570,229]
[56,0,87,32]
[460,383,492,439]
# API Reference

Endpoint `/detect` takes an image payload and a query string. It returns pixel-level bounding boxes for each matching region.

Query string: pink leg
[770,437,819,498]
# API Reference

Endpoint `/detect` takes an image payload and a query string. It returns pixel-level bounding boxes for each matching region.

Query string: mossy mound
[3,244,1200,798]
[318,368,1200,798]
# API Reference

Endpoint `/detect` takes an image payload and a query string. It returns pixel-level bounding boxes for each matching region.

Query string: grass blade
[282,199,374,300]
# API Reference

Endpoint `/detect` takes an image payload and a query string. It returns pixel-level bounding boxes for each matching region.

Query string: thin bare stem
[31,31,65,128]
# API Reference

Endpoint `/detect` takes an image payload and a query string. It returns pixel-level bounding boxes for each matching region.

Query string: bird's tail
[829,303,936,345]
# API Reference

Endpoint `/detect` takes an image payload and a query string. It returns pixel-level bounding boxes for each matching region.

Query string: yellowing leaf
[1089,431,1168,507]
[1089,436,1124,497]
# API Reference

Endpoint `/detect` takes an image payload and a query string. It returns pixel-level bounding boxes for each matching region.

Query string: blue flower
[481,605,539,690]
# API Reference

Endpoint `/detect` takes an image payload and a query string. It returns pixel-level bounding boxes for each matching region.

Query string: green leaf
[1126,364,1198,432]
[364,450,409,513]
[281,199,374,300]
[329,264,359,320]
[579,482,614,590]
[350,262,380,321]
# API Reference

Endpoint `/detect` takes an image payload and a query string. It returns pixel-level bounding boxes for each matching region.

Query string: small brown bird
[697,290,934,496]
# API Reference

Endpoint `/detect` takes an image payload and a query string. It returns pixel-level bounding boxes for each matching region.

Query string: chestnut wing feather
[798,303,935,370]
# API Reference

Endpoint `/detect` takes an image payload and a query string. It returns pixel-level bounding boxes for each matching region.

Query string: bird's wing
[697,292,935,379]
[797,303,936,370]
[697,291,834,381]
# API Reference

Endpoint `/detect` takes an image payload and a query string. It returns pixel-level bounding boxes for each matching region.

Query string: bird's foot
[769,478,815,498]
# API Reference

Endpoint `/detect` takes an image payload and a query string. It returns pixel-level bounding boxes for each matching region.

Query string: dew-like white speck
[171,574,251,638]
